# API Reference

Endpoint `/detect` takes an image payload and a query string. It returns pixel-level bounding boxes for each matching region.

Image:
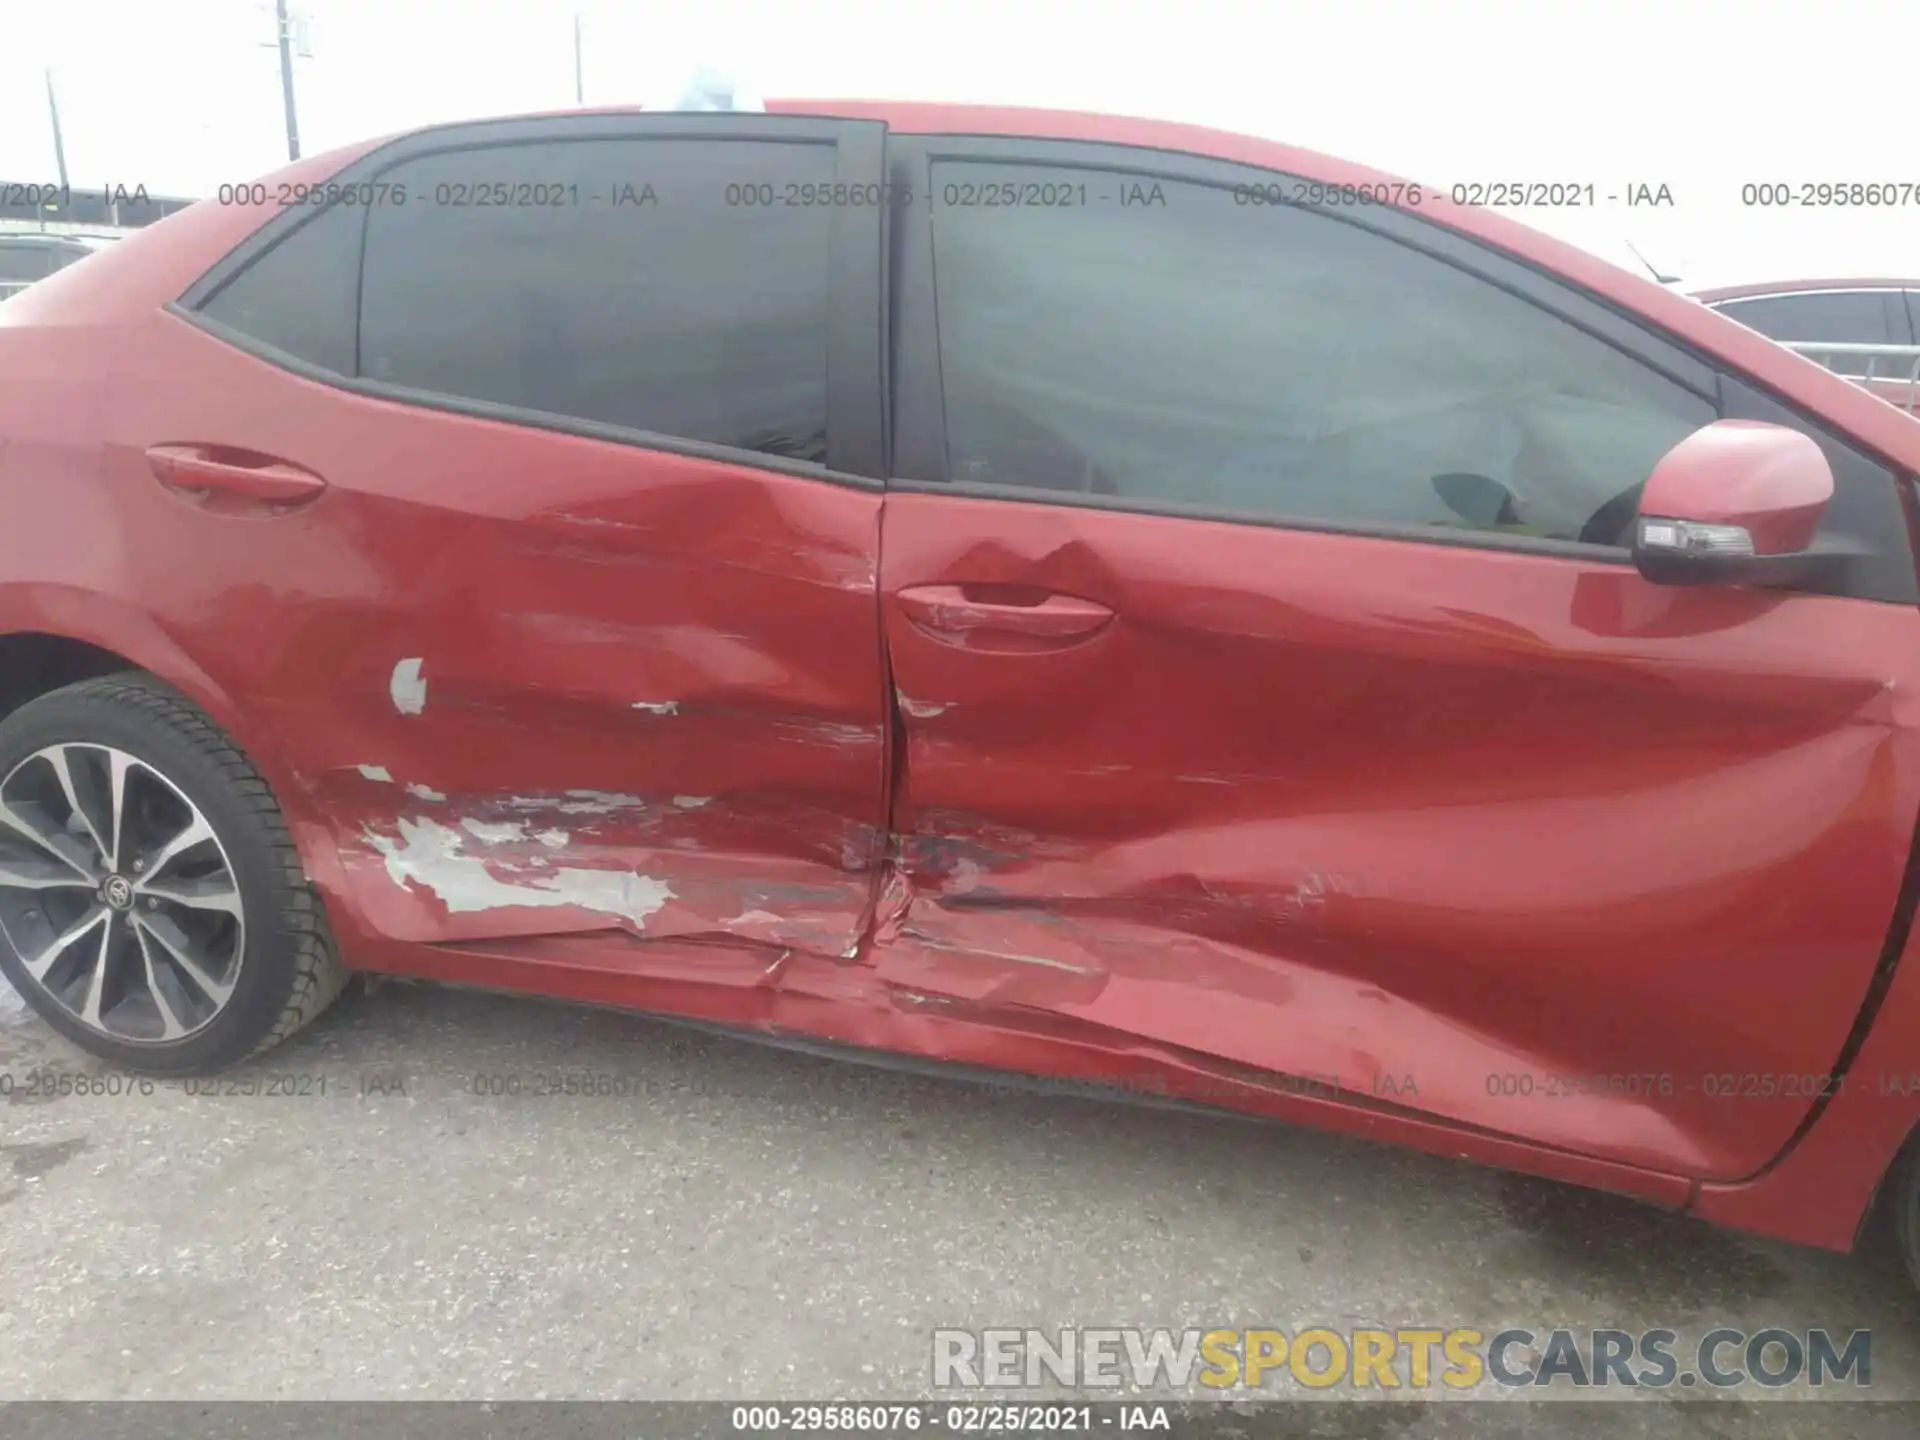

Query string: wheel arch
[0,586,240,726]
[0,586,361,949]
[0,632,134,724]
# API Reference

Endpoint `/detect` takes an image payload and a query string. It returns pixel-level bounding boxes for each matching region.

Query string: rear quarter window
[191,202,363,374]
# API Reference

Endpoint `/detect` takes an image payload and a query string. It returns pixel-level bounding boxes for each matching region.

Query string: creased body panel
[101,312,889,961]
[878,490,1920,1182]
[1692,896,1920,1248]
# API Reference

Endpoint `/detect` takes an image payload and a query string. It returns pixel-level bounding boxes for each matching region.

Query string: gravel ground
[1,972,1917,1434]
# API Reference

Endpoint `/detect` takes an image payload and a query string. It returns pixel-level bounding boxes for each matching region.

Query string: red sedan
[5,102,1920,1288]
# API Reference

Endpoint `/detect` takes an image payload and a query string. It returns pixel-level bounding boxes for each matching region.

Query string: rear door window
[194,204,361,373]
[185,116,886,478]
[358,138,838,464]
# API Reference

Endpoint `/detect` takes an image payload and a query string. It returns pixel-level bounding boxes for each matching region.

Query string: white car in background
[0,232,114,300]
[1691,278,1920,413]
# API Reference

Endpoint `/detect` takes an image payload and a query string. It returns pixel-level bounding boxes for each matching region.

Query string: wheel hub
[0,743,245,1044]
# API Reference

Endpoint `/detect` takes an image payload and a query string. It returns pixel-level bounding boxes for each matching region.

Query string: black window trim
[886,132,1919,601]
[170,112,889,492]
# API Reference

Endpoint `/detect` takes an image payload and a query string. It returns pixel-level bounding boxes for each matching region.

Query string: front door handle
[896,584,1115,651]
[145,444,329,508]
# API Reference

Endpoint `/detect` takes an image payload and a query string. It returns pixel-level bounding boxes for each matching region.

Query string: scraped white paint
[534,828,569,849]
[917,936,1092,974]
[1263,873,1342,924]
[672,795,711,809]
[984,949,1091,973]
[631,700,679,715]
[390,659,428,716]
[729,908,784,928]
[364,816,673,926]
[896,693,951,719]
[806,720,876,746]
[557,790,648,815]
[1289,874,1332,911]
[357,765,394,783]
[946,858,985,895]
[406,783,447,802]
[460,817,529,845]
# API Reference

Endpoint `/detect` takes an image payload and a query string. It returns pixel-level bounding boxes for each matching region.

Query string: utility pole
[275,0,302,160]
[574,15,585,104]
[45,72,69,189]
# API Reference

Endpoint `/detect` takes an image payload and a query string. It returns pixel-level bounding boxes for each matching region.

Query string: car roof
[1692,278,1920,303]
[0,232,94,249]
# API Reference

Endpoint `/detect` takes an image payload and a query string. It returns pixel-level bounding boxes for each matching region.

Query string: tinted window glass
[1713,291,1900,376]
[358,138,835,463]
[929,162,1714,547]
[196,202,362,374]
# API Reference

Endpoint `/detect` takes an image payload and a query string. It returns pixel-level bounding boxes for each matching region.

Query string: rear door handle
[896,584,1115,650]
[145,444,328,507]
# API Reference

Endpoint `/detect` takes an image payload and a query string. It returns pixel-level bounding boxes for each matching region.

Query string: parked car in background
[8,103,1920,1294]
[1694,278,1920,412]
[0,233,101,300]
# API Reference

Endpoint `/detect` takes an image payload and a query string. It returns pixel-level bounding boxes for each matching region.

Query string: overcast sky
[2,0,1914,288]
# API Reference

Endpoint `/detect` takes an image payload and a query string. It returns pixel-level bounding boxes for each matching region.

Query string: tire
[1888,1130,1920,1293]
[0,673,347,1074]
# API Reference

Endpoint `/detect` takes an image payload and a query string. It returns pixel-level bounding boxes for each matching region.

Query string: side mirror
[1632,420,1836,587]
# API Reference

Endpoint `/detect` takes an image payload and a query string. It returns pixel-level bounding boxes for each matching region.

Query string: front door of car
[873,138,1920,1182]
[110,114,893,965]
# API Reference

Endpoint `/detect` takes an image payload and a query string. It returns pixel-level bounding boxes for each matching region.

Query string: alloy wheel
[0,743,245,1043]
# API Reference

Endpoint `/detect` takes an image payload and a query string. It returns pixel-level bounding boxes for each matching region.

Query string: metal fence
[1780,341,1920,413]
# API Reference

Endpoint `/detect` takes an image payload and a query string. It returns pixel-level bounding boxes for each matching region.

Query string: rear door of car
[873,134,1920,1182]
[105,113,895,966]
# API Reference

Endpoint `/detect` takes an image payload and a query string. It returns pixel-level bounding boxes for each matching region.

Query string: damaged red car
[7,101,1920,1286]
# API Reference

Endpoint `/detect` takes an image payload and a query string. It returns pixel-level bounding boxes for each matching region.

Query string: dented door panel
[875,490,1920,1182]
[104,313,890,962]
